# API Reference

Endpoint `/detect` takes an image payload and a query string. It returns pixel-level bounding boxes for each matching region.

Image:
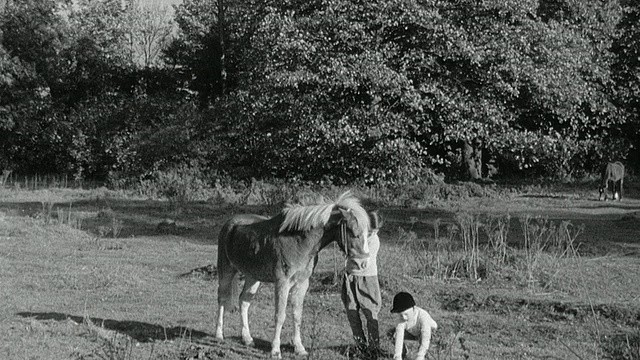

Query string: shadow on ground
[16,311,209,343]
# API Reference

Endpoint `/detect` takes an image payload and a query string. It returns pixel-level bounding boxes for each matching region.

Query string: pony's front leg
[271,279,292,359]
[215,304,225,340]
[290,278,310,356]
[240,278,261,346]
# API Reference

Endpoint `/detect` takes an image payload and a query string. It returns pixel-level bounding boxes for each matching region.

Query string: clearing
[0,186,639,359]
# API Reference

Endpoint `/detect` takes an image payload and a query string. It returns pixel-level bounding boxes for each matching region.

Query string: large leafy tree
[1,0,634,182]
[0,0,74,173]
[165,0,224,105]
[209,1,431,183]
[0,0,180,177]
[206,0,625,182]
[397,0,623,178]
[612,0,640,167]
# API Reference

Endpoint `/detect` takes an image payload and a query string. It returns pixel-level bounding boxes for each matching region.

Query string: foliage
[125,0,175,68]
[195,0,630,182]
[164,0,224,104]
[611,0,640,168]
[67,93,206,182]
[143,162,209,203]
[1,0,639,183]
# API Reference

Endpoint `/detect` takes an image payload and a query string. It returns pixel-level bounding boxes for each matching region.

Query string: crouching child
[389,292,438,360]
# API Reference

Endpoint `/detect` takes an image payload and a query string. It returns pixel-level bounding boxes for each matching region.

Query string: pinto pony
[599,161,625,201]
[215,191,375,358]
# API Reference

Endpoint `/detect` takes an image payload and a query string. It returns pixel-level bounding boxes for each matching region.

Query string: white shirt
[394,306,438,359]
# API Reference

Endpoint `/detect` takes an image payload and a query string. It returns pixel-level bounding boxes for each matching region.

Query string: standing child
[342,211,382,356]
[390,292,438,360]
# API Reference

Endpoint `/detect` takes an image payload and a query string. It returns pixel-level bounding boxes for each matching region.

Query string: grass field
[0,185,639,359]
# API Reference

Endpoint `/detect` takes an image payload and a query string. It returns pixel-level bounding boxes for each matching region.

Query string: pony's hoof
[270,350,282,359]
[294,344,308,357]
[215,333,224,340]
[242,338,254,347]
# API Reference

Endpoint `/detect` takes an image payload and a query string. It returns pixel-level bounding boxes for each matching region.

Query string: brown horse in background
[215,191,374,358]
[599,161,625,201]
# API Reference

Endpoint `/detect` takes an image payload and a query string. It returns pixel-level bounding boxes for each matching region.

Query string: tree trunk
[463,138,483,180]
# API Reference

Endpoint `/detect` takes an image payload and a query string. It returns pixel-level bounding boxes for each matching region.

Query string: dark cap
[391,292,416,313]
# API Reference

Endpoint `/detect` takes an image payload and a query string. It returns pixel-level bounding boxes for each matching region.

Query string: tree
[165,0,224,105]
[205,1,433,182]
[411,0,624,178]
[124,0,175,68]
[207,0,626,182]
[612,0,640,167]
[0,0,182,177]
[0,0,73,172]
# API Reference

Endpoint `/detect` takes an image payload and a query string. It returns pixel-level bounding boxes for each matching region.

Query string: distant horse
[215,191,375,358]
[599,161,625,201]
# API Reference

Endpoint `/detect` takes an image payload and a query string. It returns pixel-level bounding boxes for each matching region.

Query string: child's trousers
[341,274,382,348]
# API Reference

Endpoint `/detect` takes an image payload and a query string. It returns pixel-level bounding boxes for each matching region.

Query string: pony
[215,191,375,358]
[599,161,625,201]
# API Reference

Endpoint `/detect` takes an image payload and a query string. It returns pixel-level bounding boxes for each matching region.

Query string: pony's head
[278,191,371,258]
[334,206,369,258]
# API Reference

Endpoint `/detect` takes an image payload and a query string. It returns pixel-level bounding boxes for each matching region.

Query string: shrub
[136,163,209,214]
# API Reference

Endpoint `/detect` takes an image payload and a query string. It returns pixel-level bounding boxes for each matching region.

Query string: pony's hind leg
[290,278,310,356]
[240,277,261,346]
[216,265,239,340]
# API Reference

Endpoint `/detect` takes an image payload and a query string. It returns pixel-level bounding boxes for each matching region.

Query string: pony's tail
[229,273,241,312]
[217,223,240,312]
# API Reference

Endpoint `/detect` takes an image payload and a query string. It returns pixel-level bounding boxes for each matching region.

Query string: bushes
[135,163,209,209]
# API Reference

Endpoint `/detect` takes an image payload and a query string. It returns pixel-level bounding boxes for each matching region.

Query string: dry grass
[0,187,639,359]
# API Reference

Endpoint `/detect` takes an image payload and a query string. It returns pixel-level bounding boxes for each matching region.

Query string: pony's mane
[279,191,370,234]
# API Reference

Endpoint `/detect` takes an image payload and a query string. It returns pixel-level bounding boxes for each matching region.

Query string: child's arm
[415,325,432,360]
[393,323,407,360]
[415,316,437,360]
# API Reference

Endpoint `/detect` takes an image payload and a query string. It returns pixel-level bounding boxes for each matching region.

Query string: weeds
[455,213,482,281]
[40,198,55,224]
[97,206,115,219]
[601,333,640,360]
[431,219,453,280]
[385,212,586,291]
[137,163,209,215]
[430,316,468,360]
[380,227,428,279]
[307,298,337,360]
[55,204,84,230]
[520,215,550,288]
[1,169,11,187]
[111,218,123,238]
[554,221,583,258]
[484,214,510,266]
